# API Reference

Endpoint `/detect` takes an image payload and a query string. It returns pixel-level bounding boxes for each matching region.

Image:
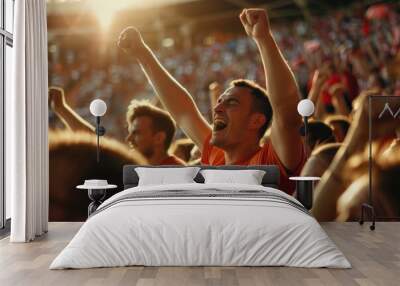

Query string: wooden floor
[0,222,399,286]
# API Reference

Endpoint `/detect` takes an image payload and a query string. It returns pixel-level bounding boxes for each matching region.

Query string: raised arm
[117,27,211,149]
[49,87,95,133]
[239,9,303,171]
[308,69,328,120]
[312,92,400,220]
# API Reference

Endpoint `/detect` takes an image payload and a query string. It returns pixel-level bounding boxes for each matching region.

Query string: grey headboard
[123,165,280,189]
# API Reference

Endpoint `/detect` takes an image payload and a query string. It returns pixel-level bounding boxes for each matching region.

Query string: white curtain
[7,0,49,242]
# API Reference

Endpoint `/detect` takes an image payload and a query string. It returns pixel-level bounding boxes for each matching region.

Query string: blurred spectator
[170,138,195,163]
[301,143,342,178]
[337,144,400,221]
[126,100,186,165]
[49,130,147,221]
[312,92,400,221]
[300,120,336,151]
[324,115,351,142]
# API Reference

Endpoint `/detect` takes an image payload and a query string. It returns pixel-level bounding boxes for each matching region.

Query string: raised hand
[239,8,270,40]
[49,86,95,133]
[49,86,66,112]
[117,26,147,58]
[347,91,400,152]
[208,81,221,110]
[311,67,329,90]
[209,82,221,98]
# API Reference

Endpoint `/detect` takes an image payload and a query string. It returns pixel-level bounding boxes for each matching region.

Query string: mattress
[50,183,351,269]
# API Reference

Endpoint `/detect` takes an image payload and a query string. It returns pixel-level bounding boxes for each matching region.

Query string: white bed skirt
[50,183,351,269]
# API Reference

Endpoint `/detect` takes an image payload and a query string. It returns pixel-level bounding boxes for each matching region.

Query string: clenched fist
[117,26,147,58]
[209,81,221,109]
[239,8,270,40]
[49,86,66,112]
[209,82,221,96]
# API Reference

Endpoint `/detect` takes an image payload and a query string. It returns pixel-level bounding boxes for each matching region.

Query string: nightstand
[289,176,320,210]
[76,180,117,217]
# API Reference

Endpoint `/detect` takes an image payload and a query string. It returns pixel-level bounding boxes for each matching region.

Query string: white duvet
[50,183,351,269]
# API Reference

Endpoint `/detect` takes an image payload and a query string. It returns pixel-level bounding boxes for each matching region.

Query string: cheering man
[118,8,304,194]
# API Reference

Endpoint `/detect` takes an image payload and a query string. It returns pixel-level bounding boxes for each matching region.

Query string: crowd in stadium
[49,3,400,136]
[48,3,400,222]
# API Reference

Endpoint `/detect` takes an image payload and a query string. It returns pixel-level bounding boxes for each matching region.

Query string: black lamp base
[359,203,376,231]
[295,180,313,210]
[87,189,107,217]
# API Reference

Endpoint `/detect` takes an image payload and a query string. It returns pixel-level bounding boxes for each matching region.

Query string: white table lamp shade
[297,99,315,117]
[90,99,107,117]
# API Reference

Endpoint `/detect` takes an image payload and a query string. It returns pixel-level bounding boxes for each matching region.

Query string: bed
[50,165,350,269]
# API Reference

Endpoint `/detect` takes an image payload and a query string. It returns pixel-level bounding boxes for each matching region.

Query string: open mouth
[213,118,228,132]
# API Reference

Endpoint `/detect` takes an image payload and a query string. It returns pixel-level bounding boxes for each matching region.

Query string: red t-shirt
[321,74,342,105]
[160,155,186,166]
[200,134,305,195]
[342,71,359,103]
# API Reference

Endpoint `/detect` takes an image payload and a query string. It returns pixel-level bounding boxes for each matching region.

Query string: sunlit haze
[47,0,197,30]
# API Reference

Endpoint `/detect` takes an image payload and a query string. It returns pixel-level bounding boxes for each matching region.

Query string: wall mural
[360,96,400,228]
[47,1,400,222]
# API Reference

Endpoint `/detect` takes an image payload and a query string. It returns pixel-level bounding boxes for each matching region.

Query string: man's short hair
[230,79,273,138]
[126,100,176,150]
[300,120,336,148]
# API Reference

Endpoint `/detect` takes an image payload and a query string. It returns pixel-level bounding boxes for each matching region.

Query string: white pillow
[135,167,200,186]
[200,169,266,185]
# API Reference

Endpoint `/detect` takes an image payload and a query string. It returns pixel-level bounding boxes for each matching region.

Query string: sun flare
[87,0,129,30]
